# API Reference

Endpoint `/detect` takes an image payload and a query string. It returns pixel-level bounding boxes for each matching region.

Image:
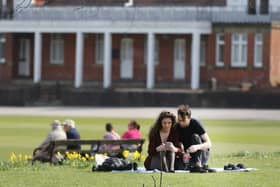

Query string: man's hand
[187,145,199,153]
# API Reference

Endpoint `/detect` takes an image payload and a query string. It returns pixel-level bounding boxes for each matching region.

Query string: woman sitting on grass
[144,111,182,172]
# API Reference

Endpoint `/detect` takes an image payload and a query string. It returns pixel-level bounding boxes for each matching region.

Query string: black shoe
[190,166,208,173]
[236,163,246,169]
[203,165,216,173]
[224,163,239,170]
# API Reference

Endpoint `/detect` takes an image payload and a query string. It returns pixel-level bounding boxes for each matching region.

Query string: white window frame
[95,34,104,65]
[144,36,159,65]
[200,37,206,67]
[0,34,6,64]
[231,33,247,68]
[50,34,64,65]
[254,33,263,68]
[215,33,225,67]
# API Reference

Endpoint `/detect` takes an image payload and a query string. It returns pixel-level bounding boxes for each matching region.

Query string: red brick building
[0,0,280,89]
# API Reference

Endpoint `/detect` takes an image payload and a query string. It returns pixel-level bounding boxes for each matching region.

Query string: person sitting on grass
[175,104,212,173]
[144,111,182,172]
[32,120,66,164]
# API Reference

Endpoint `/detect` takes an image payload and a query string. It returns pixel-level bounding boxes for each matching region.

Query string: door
[18,39,30,77]
[173,38,186,80]
[120,38,133,79]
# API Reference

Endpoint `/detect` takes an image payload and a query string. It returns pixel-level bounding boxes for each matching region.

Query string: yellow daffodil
[122,150,130,158]
[140,155,146,162]
[133,151,141,160]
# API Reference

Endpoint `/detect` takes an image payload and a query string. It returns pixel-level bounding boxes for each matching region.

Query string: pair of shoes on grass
[189,166,208,173]
[224,163,246,170]
[189,165,217,173]
[203,165,216,173]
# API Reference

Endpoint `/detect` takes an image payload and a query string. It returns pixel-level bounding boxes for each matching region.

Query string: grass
[0,115,280,187]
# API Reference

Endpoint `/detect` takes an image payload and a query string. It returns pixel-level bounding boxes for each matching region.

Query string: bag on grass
[93,157,137,171]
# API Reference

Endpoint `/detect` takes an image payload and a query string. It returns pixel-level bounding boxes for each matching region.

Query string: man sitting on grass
[176,104,212,173]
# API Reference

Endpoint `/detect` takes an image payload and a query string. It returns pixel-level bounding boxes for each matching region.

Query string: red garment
[121,129,141,139]
[144,127,182,170]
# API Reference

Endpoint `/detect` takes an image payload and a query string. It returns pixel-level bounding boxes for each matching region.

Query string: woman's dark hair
[148,111,176,139]
[130,120,141,130]
[177,104,191,120]
[105,123,113,132]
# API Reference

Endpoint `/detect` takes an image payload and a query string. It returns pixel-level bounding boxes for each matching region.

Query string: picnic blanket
[112,167,257,173]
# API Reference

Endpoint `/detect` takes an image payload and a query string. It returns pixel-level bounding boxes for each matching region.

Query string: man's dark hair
[105,123,113,132]
[177,104,191,120]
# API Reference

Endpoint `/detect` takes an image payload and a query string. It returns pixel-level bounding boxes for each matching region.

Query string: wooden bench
[46,138,145,163]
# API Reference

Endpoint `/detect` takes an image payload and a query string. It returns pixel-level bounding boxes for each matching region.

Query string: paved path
[0,106,280,120]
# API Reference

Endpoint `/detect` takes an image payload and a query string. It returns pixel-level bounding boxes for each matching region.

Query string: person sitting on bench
[33,120,66,163]
[63,119,81,150]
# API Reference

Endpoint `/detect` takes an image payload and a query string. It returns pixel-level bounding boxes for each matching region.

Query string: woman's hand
[156,143,167,152]
[165,142,178,152]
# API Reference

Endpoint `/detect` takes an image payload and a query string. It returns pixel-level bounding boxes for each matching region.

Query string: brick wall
[202,32,270,88]
[83,34,103,81]
[0,34,13,81]
[270,27,280,86]
[41,33,75,80]
[9,30,270,88]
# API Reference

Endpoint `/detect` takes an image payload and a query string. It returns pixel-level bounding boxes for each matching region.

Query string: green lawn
[0,115,280,187]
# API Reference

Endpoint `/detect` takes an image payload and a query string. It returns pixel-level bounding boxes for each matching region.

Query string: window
[50,34,64,65]
[0,34,5,64]
[216,33,225,67]
[231,33,247,67]
[254,33,263,68]
[200,37,206,66]
[144,36,159,65]
[248,0,269,14]
[260,0,269,14]
[248,0,256,14]
[95,34,104,65]
[174,39,186,63]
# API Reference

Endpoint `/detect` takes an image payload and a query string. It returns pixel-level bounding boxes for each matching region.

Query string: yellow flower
[122,150,130,158]
[9,152,17,161]
[85,154,89,159]
[140,155,146,162]
[133,151,141,160]
[90,156,95,160]
[24,154,29,161]
[57,152,62,157]
[18,154,22,161]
